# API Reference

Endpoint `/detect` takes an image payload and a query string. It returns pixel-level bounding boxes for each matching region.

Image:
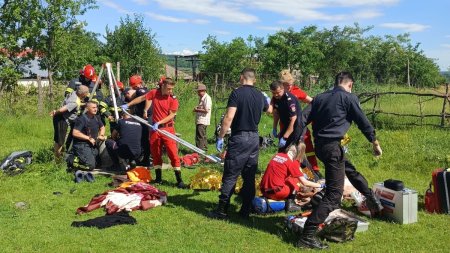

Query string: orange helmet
[83,64,95,80]
[129,75,142,88]
[117,81,124,90]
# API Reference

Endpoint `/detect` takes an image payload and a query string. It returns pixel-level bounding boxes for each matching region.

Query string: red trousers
[263,177,300,201]
[304,128,320,171]
[150,127,181,167]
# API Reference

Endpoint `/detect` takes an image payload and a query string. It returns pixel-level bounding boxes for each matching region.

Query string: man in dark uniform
[105,108,142,171]
[123,75,151,166]
[208,68,270,220]
[270,80,302,152]
[70,101,106,171]
[298,72,383,249]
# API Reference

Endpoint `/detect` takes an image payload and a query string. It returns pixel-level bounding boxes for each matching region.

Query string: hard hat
[117,81,124,90]
[129,75,142,88]
[83,64,95,80]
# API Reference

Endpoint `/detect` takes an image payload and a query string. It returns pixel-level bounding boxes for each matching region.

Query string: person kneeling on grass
[69,101,105,171]
[260,143,325,212]
[105,108,142,171]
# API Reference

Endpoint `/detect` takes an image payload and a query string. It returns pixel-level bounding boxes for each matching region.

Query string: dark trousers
[73,143,98,170]
[105,139,140,166]
[139,124,150,166]
[306,141,345,225]
[306,141,374,225]
[344,159,372,197]
[195,124,208,151]
[219,131,259,214]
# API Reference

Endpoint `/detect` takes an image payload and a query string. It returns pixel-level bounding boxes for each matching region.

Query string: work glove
[262,92,271,105]
[278,137,287,148]
[272,128,277,138]
[216,138,224,152]
[151,122,160,131]
[120,104,129,111]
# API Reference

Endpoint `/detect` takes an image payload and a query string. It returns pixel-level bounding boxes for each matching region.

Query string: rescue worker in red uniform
[279,70,320,173]
[143,78,185,188]
[260,144,324,212]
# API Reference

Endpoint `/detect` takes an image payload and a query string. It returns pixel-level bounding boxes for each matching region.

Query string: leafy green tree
[200,35,252,85]
[259,26,324,85]
[0,0,41,92]
[104,15,164,82]
[54,26,106,80]
[28,0,97,96]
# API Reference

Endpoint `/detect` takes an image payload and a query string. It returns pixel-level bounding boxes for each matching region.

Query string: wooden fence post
[441,83,449,127]
[418,96,424,126]
[37,76,44,115]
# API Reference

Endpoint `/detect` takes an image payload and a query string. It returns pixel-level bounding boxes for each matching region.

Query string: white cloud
[145,12,209,24]
[100,0,131,14]
[242,0,398,22]
[214,30,231,35]
[131,0,150,5]
[257,26,282,31]
[380,22,430,32]
[154,0,259,23]
[441,44,450,49]
[353,9,382,19]
[168,49,198,56]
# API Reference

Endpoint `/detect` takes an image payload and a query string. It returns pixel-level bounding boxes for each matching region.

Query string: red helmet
[158,75,166,86]
[129,75,142,88]
[117,81,124,90]
[83,64,95,80]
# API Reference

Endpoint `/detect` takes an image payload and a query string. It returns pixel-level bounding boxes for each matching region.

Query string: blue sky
[82,0,450,71]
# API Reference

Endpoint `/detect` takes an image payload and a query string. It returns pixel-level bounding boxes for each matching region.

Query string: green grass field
[0,83,449,252]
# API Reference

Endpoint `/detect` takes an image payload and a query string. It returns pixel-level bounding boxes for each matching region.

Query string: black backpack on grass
[0,151,33,176]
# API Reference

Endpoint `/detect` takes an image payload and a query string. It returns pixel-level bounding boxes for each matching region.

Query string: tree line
[1,0,446,97]
[200,24,446,88]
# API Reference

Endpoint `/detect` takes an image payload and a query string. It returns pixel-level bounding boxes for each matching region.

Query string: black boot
[154,169,162,184]
[285,193,302,213]
[207,201,229,220]
[174,170,186,189]
[297,224,328,249]
[365,193,383,216]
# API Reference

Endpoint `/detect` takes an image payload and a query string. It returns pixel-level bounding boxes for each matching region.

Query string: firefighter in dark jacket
[269,80,302,152]
[298,72,383,250]
[105,108,142,171]
[70,101,106,171]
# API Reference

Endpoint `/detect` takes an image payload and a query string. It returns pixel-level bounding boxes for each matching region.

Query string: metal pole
[123,111,222,163]
[105,63,120,122]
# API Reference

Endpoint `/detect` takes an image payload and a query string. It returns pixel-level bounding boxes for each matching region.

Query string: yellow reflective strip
[306,152,316,156]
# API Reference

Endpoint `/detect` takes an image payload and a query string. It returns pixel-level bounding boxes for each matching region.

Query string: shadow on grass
[168,191,298,246]
[71,211,137,229]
